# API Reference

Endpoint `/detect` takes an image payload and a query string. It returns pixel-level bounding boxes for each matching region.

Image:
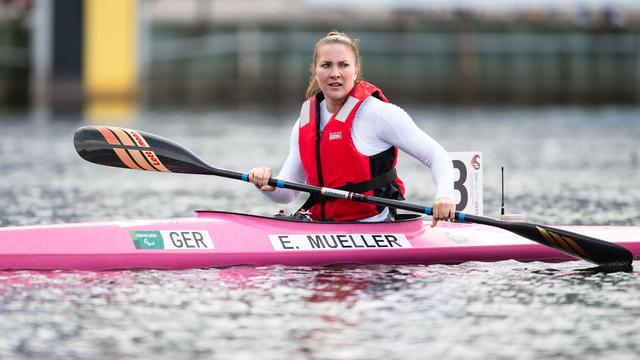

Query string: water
[0,106,639,359]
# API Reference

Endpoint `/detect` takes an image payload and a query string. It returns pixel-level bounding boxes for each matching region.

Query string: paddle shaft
[206,164,632,266]
[186,155,634,268]
[73,126,634,267]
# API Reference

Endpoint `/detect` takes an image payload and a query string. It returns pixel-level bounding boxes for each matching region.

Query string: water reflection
[0,261,637,359]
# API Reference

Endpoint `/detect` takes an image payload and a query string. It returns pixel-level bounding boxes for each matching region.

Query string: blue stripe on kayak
[457,212,465,221]
[425,207,433,216]
[242,173,249,182]
[276,179,285,188]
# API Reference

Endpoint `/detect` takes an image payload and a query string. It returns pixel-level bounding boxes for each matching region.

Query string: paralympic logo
[144,238,156,247]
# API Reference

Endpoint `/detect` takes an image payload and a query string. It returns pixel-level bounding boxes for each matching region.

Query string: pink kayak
[0,211,638,270]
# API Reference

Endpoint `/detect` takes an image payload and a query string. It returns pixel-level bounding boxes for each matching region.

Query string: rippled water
[1,107,639,359]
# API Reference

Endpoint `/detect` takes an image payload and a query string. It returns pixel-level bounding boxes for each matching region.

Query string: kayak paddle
[74,126,634,268]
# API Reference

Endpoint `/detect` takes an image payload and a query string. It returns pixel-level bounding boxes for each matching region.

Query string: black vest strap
[343,168,398,193]
[299,168,398,212]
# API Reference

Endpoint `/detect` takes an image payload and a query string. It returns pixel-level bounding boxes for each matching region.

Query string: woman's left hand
[431,197,456,227]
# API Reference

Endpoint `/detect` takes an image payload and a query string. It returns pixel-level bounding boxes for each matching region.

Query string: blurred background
[1,5,639,359]
[1,0,639,225]
[1,0,640,117]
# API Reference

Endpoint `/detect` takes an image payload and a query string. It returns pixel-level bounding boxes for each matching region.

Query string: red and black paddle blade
[73,126,214,174]
[463,214,634,268]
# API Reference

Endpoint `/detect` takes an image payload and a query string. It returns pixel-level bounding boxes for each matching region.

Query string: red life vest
[298,81,405,221]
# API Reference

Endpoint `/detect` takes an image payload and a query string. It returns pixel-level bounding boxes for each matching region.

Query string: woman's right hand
[248,166,275,191]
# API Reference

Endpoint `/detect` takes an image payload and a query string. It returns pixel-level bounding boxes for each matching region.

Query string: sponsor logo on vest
[130,230,214,250]
[329,131,342,140]
[269,234,412,251]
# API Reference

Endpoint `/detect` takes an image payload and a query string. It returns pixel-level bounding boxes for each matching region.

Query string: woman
[249,31,455,227]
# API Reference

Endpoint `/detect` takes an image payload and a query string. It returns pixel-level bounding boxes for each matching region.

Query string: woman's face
[314,43,360,107]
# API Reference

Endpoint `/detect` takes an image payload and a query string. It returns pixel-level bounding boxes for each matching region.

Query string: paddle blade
[464,214,633,267]
[524,223,633,267]
[73,126,214,174]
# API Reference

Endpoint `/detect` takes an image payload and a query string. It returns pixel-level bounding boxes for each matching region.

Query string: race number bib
[449,152,483,215]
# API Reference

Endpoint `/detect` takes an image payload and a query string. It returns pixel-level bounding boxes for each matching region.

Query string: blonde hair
[305,31,363,99]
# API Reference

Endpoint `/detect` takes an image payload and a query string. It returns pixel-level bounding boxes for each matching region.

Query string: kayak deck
[0,211,638,270]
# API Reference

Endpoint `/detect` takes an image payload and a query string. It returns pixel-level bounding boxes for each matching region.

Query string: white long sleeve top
[263,96,454,222]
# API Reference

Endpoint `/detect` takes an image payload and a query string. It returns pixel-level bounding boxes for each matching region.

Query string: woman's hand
[431,197,456,227]
[248,167,275,191]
